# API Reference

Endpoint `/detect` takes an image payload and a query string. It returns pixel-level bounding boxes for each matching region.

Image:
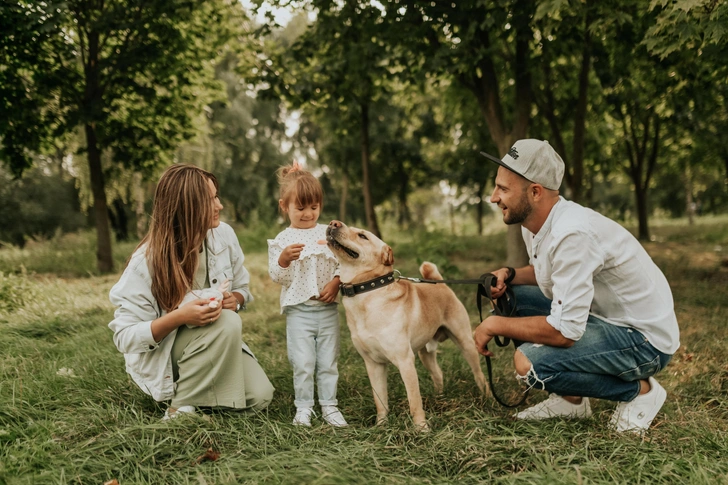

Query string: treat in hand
[317,240,327,245]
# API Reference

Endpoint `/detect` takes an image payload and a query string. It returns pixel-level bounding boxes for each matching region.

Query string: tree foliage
[0,0,246,270]
[2,0,727,253]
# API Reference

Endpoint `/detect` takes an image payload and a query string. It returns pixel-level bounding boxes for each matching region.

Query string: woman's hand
[221,291,243,311]
[278,243,305,268]
[318,276,340,303]
[178,298,223,327]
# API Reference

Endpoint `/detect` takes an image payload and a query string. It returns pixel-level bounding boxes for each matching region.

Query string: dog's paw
[415,421,431,433]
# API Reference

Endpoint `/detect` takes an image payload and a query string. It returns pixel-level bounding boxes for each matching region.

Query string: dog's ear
[381,245,394,266]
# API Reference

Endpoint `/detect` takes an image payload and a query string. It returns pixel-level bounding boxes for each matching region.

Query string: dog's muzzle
[325,226,359,259]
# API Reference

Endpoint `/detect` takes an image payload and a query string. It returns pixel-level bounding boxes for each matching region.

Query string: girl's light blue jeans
[285,302,341,408]
[513,285,672,402]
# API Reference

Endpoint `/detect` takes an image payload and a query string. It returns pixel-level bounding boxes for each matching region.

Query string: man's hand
[490,267,513,299]
[278,243,305,268]
[178,298,223,327]
[473,317,496,357]
[318,276,340,303]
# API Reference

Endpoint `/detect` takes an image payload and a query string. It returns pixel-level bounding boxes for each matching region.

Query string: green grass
[1,219,728,484]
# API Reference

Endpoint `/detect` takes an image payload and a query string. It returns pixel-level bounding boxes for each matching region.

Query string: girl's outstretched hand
[318,276,341,303]
[178,298,223,327]
[279,243,305,268]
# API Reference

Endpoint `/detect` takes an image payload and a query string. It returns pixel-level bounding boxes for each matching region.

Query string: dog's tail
[419,261,442,280]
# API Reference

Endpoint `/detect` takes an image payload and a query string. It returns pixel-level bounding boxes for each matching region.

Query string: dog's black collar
[339,272,396,298]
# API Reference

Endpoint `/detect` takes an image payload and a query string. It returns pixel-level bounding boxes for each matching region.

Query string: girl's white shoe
[293,407,315,426]
[321,405,348,427]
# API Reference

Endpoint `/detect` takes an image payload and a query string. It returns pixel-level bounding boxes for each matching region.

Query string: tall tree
[384,0,537,265]
[0,0,244,271]
[532,0,631,203]
[595,5,677,240]
[255,2,394,237]
[644,0,728,191]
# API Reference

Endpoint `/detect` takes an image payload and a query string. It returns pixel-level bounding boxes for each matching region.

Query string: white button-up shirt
[268,224,340,312]
[523,197,680,354]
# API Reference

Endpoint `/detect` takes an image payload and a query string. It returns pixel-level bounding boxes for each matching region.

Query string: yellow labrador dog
[326,220,487,429]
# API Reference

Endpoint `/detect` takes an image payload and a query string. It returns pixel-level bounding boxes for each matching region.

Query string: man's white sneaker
[321,406,348,427]
[515,394,592,420]
[610,377,667,433]
[162,405,196,421]
[293,407,315,427]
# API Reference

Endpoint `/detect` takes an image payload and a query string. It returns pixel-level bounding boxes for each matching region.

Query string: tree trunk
[109,197,129,242]
[339,171,348,223]
[360,101,381,237]
[537,4,591,203]
[570,5,592,203]
[84,30,113,272]
[683,163,696,225]
[397,160,410,229]
[86,123,114,272]
[635,185,650,241]
[467,2,533,268]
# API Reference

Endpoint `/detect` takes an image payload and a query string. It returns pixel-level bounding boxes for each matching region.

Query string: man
[475,139,679,433]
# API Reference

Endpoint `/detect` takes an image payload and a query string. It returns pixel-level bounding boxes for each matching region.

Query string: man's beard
[502,196,532,225]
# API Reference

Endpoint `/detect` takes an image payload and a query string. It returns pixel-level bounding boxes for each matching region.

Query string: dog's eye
[358,233,368,240]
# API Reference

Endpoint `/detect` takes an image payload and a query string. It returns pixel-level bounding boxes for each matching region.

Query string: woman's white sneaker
[293,407,315,427]
[610,377,667,433]
[515,394,592,420]
[162,405,196,421]
[321,406,348,427]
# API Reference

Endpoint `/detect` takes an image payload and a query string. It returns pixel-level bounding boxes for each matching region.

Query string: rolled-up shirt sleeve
[546,231,605,341]
[108,264,161,354]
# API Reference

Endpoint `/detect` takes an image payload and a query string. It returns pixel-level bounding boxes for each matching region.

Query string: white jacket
[108,222,255,402]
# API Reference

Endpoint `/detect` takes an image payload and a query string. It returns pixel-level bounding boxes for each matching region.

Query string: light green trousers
[170,309,274,411]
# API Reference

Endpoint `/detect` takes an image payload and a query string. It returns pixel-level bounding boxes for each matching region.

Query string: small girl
[268,162,348,427]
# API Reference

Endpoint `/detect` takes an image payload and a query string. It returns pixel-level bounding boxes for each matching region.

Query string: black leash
[395,269,529,408]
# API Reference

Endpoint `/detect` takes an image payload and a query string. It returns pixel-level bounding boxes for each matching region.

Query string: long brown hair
[135,164,218,312]
[276,162,323,214]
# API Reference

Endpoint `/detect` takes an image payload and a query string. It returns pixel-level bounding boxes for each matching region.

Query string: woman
[109,164,274,419]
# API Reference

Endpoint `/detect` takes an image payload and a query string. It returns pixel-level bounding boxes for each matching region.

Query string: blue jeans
[513,286,672,402]
[285,303,341,408]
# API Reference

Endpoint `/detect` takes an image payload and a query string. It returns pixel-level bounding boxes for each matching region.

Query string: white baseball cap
[480,139,565,190]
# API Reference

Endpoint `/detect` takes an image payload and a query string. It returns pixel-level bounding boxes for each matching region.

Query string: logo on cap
[508,146,519,159]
